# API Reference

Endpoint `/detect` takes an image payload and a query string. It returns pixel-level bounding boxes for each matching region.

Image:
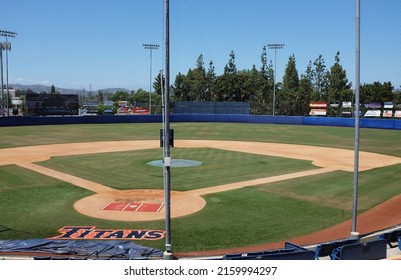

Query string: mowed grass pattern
[0,122,401,252]
[38,148,317,191]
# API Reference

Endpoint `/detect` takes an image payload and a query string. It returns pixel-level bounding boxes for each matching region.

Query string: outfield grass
[0,122,400,156]
[0,123,400,252]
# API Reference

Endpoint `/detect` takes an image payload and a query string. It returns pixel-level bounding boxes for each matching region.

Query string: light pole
[267,43,284,116]
[163,0,172,260]
[143,43,159,114]
[351,0,361,240]
[0,30,17,117]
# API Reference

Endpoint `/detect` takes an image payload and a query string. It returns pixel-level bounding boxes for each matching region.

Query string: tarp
[0,239,163,259]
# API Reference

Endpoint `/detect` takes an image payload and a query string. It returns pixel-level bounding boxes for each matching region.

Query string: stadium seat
[223,242,314,260]
[377,229,401,248]
[314,239,359,259]
[331,239,387,260]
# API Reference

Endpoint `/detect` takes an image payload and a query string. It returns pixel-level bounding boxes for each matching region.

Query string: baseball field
[0,122,400,255]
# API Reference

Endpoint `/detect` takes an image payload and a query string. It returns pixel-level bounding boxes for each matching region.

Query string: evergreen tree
[206,60,216,101]
[280,54,300,115]
[153,71,165,95]
[216,50,239,101]
[326,51,353,104]
[224,50,237,75]
[312,55,328,100]
[251,46,274,115]
[282,54,299,91]
[298,74,314,116]
[172,72,190,101]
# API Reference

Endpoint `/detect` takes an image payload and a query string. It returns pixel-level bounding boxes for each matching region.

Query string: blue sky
[1,0,400,91]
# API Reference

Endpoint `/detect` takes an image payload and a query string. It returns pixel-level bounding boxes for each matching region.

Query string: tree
[224,50,237,75]
[206,60,216,101]
[250,46,274,115]
[280,54,300,115]
[187,54,208,101]
[111,91,130,102]
[172,72,190,101]
[326,51,353,105]
[215,50,240,101]
[298,75,314,116]
[360,81,394,104]
[312,55,328,99]
[51,84,56,94]
[132,88,149,104]
[153,71,165,95]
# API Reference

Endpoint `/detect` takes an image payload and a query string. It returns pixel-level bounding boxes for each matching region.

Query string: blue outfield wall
[0,114,400,130]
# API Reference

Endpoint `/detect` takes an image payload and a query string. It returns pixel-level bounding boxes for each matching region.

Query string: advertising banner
[384,102,394,109]
[383,110,393,118]
[364,103,381,109]
[309,109,327,116]
[364,110,381,117]
[342,101,352,108]
[309,102,327,108]
[132,107,150,114]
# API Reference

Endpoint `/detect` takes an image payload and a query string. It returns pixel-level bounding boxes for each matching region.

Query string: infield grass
[37,148,317,191]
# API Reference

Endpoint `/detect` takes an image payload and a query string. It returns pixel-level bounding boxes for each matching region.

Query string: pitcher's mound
[73,189,206,222]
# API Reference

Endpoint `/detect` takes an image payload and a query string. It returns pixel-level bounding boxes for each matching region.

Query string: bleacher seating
[314,239,359,259]
[223,242,314,260]
[331,239,387,260]
[377,228,401,248]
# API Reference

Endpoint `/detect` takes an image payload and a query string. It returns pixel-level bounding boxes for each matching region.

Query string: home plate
[123,202,142,212]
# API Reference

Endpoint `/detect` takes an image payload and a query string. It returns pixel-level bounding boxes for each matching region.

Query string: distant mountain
[9,84,131,95]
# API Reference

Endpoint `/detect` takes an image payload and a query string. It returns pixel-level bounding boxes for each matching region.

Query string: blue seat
[223,242,314,260]
[314,239,358,259]
[259,243,314,260]
[331,239,387,260]
[377,229,401,248]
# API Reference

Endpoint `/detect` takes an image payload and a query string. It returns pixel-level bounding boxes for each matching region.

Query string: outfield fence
[0,114,400,130]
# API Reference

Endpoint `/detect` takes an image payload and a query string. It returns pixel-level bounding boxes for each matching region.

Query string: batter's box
[101,202,130,211]
[135,203,164,212]
[102,202,164,213]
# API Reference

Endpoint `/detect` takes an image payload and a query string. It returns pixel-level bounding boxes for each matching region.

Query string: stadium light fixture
[0,30,17,116]
[267,43,284,116]
[143,43,159,114]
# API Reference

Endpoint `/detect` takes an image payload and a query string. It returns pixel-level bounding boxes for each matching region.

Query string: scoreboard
[25,93,79,116]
